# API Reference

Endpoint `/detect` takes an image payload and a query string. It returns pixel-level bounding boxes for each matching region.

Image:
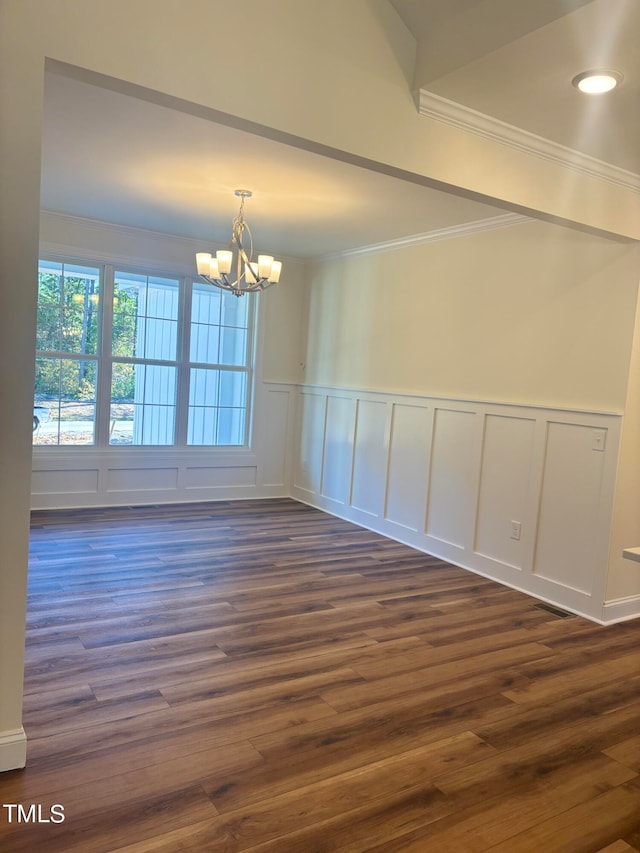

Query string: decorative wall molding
[319,213,529,261]
[283,380,624,419]
[417,89,640,193]
[291,383,627,624]
[0,727,27,773]
[31,383,296,510]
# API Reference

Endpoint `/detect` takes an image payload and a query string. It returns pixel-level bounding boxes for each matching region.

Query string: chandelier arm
[235,223,271,287]
[236,243,253,275]
[201,275,232,293]
[211,275,265,294]
[233,221,253,261]
[231,218,245,246]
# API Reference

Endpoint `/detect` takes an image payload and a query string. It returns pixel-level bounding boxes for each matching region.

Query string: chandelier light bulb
[196,253,211,275]
[258,255,274,278]
[269,261,282,283]
[208,257,219,278]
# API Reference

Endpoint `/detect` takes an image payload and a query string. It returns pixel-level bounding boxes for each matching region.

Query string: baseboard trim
[0,727,27,772]
[602,594,640,624]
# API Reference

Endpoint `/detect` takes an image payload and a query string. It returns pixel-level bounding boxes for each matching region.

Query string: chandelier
[196,190,282,297]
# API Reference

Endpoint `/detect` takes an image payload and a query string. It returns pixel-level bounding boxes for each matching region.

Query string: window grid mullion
[96,264,114,447]
[243,293,257,448]
[174,276,192,447]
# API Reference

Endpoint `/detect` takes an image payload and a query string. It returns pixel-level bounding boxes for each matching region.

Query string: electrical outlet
[510,520,522,541]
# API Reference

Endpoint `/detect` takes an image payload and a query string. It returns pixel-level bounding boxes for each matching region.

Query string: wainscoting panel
[350,399,388,517]
[533,421,609,595]
[474,414,536,570]
[31,467,99,496]
[106,466,179,493]
[321,395,355,504]
[385,403,432,532]
[183,465,257,489]
[294,391,326,495]
[426,408,477,550]
[31,383,295,509]
[259,388,292,487]
[291,384,623,622]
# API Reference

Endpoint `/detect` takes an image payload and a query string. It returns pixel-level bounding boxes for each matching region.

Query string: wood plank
[322,641,550,712]
[105,733,489,853]
[605,736,640,772]
[206,692,515,812]
[353,773,640,853]
[483,782,640,853]
[20,696,335,781]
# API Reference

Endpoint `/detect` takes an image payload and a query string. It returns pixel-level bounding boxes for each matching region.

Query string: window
[188,283,249,446]
[109,271,180,446]
[34,261,100,445]
[33,258,254,448]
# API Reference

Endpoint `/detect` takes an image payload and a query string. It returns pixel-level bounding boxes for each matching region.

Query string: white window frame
[34,255,257,450]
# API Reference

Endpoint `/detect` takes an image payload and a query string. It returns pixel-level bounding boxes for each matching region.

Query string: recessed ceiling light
[571,69,623,94]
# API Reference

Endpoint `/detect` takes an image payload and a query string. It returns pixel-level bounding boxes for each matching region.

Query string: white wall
[305,219,640,410]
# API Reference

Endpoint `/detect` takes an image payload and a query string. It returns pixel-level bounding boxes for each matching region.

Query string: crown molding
[417,89,640,193]
[319,213,529,261]
[39,210,306,266]
[40,209,206,249]
[40,209,526,267]
[37,240,193,276]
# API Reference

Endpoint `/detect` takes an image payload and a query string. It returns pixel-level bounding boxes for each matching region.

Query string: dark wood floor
[1,498,639,852]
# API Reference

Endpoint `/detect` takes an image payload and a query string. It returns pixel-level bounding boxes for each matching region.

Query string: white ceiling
[40,0,637,258]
